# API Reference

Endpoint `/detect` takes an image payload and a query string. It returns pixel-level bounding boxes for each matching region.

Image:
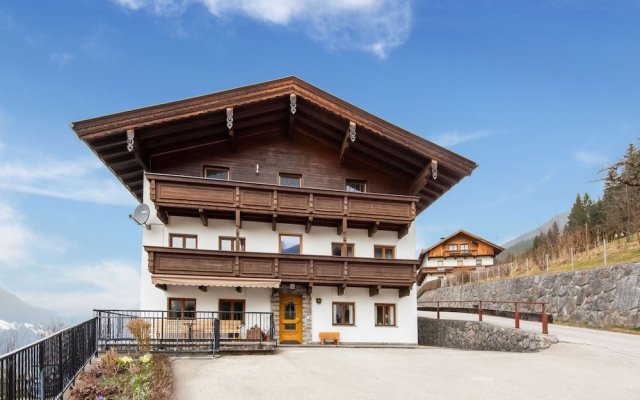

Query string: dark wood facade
[146,246,417,293]
[72,77,477,211]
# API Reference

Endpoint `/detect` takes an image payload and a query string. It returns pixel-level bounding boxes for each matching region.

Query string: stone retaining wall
[418,317,557,352]
[419,263,640,328]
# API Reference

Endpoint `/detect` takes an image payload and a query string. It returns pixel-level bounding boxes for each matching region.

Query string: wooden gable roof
[419,229,505,262]
[71,76,477,212]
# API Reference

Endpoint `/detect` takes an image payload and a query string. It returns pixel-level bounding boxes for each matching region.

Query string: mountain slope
[0,286,57,325]
[500,211,569,258]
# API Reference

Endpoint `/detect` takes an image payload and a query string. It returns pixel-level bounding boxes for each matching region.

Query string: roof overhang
[151,274,281,289]
[71,76,477,213]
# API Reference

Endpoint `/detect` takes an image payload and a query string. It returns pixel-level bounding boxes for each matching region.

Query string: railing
[94,310,274,353]
[145,246,418,287]
[0,318,97,400]
[147,173,418,229]
[419,300,549,334]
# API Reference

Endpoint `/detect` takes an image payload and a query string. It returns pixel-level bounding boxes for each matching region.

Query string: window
[447,244,458,251]
[345,179,367,193]
[457,258,463,266]
[460,244,469,251]
[476,258,483,266]
[170,234,197,249]
[204,166,229,180]
[219,237,246,251]
[333,303,355,326]
[280,234,302,254]
[437,259,444,267]
[331,242,354,257]
[375,304,396,326]
[168,298,196,319]
[374,245,395,259]
[219,299,245,321]
[279,173,302,187]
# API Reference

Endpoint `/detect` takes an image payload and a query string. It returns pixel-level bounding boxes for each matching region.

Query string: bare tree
[0,330,27,355]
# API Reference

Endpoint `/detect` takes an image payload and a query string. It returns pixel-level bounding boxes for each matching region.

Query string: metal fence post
[436,301,440,320]
[478,301,483,322]
[39,340,45,400]
[7,358,16,400]
[541,304,548,334]
[514,303,520,329]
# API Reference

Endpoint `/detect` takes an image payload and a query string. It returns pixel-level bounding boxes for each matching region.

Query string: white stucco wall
[424,256,495,268]
[311,285,417,344]
[139,175,418,343]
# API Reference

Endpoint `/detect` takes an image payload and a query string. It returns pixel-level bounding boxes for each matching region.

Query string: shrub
[127,318,152,353]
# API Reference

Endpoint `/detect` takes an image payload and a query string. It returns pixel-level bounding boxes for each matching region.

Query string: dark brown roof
[71,76,477,210]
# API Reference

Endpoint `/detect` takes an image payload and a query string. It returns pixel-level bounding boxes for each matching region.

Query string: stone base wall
[419,263,640,328]
[418,317,556,352]
[271,285,312,344]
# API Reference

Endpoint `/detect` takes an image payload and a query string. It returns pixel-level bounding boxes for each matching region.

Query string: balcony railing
[147,173,418,235]
[145,246,418,290]
[94,310,275,354]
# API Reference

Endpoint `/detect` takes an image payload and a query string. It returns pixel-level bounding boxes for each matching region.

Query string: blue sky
[0,0,638,319]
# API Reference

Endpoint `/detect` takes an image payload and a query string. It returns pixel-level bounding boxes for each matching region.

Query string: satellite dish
[130,204,150,226]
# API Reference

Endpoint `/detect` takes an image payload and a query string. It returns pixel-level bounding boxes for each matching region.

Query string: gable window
[220,236,246,252]
[168,298,196,319]
[170,234,197,249]
[331,242,354,257]
[374,245,395,259]
[460,244,469,251]
[345,179,367,193]
[457,258,464,266]
[476,258,483,266]
[333,302,355,326]
[437,259,444,267]
[375,304,396,326]
[447,244,458,251]
[280,234,302,254]
[279,173,302,187]
[204,166,229,180]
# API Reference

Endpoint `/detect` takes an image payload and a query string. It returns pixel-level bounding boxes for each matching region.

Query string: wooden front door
[279,294,303,343]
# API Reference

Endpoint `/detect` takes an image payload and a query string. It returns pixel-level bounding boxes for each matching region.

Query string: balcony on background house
[443,250,478,257]
[147,173,418,238]
[145,246,418,297]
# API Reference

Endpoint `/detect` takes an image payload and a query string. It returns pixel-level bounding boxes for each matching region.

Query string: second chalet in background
[71,77,476,345]
[418,229,504,283]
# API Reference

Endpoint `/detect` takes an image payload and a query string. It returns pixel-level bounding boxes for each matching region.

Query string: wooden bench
[220,320,243,339]
[319,332,340,345]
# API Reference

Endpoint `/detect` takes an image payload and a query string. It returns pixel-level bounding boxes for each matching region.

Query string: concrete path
[418,310,640,358]
[173,323,640,400]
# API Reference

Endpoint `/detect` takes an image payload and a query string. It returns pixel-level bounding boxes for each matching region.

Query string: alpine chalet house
[417,229,504,283]
[72,77,476,345]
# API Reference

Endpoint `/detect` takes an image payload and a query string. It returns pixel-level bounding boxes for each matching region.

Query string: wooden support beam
[337,284,346,296]
[288,94,297,139]
[198,286,207,292]
[198,208,208,227]
[235,209,242,229]
[155,284,167,291]
[339,122,356,164]
[369,285,381,297]
[368,221,380,237]
[305,216,313,233]
[272,214,277,231]
[337,217,347,236]
[399,287,411,298]
[307,282,313,295]
[156,207,168,224]
[410,162,433,196]
[398,224,410,239]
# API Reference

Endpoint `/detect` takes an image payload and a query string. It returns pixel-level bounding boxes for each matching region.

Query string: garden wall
[418,263,640,328]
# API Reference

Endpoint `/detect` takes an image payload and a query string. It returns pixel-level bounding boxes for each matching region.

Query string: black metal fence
[94,310,274,353]
[0,318,97,400]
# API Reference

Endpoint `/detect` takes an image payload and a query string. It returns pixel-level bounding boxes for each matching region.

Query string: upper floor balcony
[145,246,418,296]
[147,173,419,238]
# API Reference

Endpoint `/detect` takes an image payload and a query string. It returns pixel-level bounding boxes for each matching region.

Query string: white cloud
[20,261,140,318]
[433,130,493,147]
[50,52,74,68]
[0,203,38,267]
[112,0,413,58]
[0,142,135,207]
[573,150,609,168]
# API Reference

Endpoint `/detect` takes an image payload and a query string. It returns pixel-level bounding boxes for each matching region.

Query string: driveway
[173,333,640,400]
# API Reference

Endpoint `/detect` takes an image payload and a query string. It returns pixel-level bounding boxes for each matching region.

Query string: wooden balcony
[147,174,418,237]
[145,246,418,294]
[443,250,478,257]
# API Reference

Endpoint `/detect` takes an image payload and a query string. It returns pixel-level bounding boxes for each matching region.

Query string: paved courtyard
[173,327,640,400]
